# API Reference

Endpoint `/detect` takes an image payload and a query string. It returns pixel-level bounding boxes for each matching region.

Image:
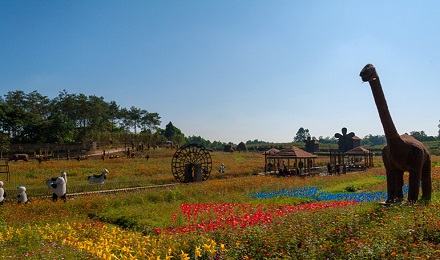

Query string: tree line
[0,90,233,151]
[292,127,440,147]
[0,90,163,144]
[1,90,438,152]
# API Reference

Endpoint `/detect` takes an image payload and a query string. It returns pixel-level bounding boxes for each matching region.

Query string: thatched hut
[266,146,317,174]
[236,142,247,152]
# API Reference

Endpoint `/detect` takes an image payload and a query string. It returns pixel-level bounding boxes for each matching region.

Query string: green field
[0,150,439,259]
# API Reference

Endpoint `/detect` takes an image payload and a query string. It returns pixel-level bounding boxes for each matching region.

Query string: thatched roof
[268,146,316,159]
[263,148,280,156]
[346,146,371,154]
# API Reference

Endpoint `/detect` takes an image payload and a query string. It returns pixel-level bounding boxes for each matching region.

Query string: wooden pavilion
[263,148,280,172]
[265,146,317,174]
[345,146,374,169]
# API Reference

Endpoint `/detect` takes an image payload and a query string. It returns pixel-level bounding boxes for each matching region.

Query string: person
[277,168,284,177]
[298,160,304,173]
[335,164,341,175]
[267,162,273,172]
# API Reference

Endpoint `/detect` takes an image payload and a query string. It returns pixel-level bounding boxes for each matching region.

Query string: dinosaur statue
[359,64,431,203]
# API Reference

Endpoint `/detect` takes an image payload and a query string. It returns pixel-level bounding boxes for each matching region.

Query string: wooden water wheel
[171,144,212,183]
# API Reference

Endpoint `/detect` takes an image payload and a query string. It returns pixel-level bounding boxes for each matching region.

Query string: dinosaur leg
[383,151,402,203]
[386,169,404,203]
[385,170,395,203]
[394,171,404,201]
[383,152,395,203]
[407,170,422,202]
[421,158,432,201]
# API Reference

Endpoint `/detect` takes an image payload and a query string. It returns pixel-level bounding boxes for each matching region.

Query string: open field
[1,150,440,259]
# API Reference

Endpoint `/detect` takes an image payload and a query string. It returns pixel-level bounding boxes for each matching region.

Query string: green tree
[2,91,27,140]
[0,89,164,145]
[163,122,180,140]
[294,127,310,143]
[162,122,185,146]
[410,131,435,142]
[140,112,161,133]
[361,134,386,146]
[87,95,111,132]
[108,101,120,132]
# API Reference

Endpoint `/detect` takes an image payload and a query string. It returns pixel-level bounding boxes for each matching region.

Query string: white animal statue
[88,169,109,184]
[219,163,226,174]
[17,186,28,204]
[0,181,6,204]
[45,171,67,202]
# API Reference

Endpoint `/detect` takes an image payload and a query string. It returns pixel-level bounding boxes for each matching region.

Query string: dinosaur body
[360,64,431,203]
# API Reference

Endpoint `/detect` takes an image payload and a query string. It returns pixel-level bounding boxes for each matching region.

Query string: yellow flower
[195,246,202,257]
[202,243,211,251]
[220,243,226,251]
[179,250,189,260]
[208,247,216,256]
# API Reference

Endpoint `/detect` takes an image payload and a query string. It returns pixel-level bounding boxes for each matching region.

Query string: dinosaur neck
[368,77,401,141]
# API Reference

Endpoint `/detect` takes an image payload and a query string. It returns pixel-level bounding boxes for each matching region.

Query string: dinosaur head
[359,64,377,82]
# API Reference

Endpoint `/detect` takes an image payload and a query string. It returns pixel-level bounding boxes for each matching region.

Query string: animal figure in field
[0,181,6,205]
[35,154,52,164]
[45,171,67,202]
[219,163,226,174]
[10,154,29,162]
[360,64,432,203]
[88,169,109,184]
[17,186,28,203]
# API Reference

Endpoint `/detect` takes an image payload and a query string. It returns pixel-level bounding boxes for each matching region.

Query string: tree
[87,95,111,132]
[186,135,210,147]
[108,101,120,132]
[246,139,268,145]
[294,127,310,143]
[362,134,386,146]
[140,112,161,133]
[163,122,180,140]
[409,131,435,142]
[0,89,165,145]
[2,91,27,140]
[161,122,185,146]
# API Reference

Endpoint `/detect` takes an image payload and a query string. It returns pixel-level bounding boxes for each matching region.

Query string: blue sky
[1,1,439,143]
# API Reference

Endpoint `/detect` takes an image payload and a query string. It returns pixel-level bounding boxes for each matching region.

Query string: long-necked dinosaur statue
[360,64,431,203]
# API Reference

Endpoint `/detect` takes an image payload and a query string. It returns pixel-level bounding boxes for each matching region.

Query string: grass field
[0,150,439,259]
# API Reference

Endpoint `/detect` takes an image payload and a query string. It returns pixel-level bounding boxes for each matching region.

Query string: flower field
[0,151,440,259]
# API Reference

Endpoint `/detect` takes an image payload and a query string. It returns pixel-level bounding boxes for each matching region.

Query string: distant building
[304,137,319,153]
